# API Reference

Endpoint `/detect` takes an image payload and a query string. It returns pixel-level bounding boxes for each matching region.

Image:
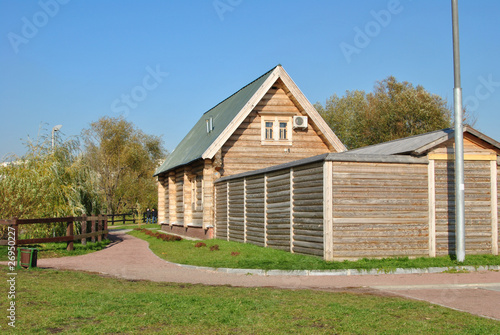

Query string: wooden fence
[214,153,499,261]
[0,215,108,251]
[107,213,136,225]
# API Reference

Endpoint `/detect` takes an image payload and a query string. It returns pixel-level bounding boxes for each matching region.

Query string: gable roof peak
[154,65,345,176]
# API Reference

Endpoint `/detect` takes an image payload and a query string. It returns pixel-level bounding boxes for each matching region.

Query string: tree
[316,76,453,149]
[314,90,368,150]
[0,129,101,238]
[81,116,166,215]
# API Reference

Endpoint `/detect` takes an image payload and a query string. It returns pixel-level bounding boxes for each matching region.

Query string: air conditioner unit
[293,116,308,129]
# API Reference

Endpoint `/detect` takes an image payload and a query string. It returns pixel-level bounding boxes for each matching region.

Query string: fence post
[91,214,96,243]
[81,214,87,246]
[66,218,74,251]
[122,213,126,225]
[104,214,108,240]
[13,218,19,258]
[98,214,103,242]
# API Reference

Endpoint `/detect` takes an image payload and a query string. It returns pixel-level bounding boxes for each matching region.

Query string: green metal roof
[154,66,278,176]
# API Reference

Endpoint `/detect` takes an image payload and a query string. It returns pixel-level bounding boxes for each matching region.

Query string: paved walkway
[37,230,500,321]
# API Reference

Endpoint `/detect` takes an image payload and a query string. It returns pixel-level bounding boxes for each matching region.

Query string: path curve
[38,230,500,320]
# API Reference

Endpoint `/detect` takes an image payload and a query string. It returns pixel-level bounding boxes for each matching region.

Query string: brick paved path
[38,230,500,320]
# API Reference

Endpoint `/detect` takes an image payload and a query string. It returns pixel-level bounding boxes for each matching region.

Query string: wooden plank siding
[221,81,331,176]
[434,160,493,255]
[331,162,429,259]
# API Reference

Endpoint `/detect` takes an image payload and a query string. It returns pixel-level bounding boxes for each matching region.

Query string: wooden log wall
[497,159,499,253]
[228,179,245,242]
[245,175,266,246]
[175,168,184,224]
[266,170,291,251]
[292,163,324,256]
[331,162,429,259]
[215,182,228,239]
[434,160,494,255]
[213,149,499,260]
[191,161,204,226]
[214,162,325,257]
[157,175,168,224]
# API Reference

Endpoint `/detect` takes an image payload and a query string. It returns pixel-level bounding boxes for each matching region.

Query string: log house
[154,65,346,238]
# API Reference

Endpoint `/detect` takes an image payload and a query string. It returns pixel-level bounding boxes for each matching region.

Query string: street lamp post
[452,0,465,262]
[51,125,63,149]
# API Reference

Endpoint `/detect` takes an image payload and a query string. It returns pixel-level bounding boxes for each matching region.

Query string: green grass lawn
[128,228,500,272]
[1,266,498,334]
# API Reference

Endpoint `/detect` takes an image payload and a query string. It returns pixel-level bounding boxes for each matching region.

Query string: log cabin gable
[201,66,346,161]
[220,80,338,175]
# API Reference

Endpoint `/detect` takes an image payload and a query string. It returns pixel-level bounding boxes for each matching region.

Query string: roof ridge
[203,65,280,116]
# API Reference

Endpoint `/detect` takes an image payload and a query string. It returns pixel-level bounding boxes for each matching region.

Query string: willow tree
[316,76,453,149]
[0,131,101,238]
[81,116,165,215]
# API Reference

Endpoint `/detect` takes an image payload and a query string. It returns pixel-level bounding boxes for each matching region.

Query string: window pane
[265,121,273,140]
[279,122,287,140]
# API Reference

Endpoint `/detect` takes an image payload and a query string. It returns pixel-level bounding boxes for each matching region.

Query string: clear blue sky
[1,0,499,160]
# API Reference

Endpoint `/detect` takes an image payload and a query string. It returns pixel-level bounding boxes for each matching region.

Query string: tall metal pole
[452,0,465,262]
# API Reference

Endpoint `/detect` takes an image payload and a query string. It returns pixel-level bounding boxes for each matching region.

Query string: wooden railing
[0,215,108,251]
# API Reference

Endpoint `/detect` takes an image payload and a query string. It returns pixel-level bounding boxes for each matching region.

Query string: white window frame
[261,116,292,145]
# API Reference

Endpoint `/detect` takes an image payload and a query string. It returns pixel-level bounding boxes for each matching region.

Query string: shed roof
[348,126,500,156]
[155,65,346,176]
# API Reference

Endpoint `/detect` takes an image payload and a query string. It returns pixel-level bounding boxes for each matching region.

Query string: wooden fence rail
[0,215,108,251]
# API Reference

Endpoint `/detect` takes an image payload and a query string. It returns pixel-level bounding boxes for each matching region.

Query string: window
[279,122,288,140]
[265,121,274,140]
[261,116,292,145]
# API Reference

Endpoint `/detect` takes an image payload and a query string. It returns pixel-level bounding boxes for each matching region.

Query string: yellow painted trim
[428,153,497,161]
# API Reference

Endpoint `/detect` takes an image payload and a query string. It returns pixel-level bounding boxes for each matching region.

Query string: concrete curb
[170,261,500,277]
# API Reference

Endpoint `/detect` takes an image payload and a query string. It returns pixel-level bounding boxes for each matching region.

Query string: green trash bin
[17,247,38,269]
